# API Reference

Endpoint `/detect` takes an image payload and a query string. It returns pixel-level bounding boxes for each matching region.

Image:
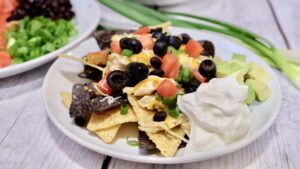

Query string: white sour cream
[177,75,251,154]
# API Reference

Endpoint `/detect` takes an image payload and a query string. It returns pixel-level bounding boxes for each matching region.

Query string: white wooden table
[1,0,300,168]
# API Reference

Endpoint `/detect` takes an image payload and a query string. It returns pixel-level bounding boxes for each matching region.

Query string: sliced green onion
[120,103,128,115]
[178,67,192,83]
[167,105,181,118]
[121,49,133,57]
[126,137,139,146]
[162,96,176,108]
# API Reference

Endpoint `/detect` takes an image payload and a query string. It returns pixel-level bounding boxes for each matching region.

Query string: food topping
[107,70,129,91]
[178,75,251,153]
[7,0,75,21]
[126,62,149,86]
[198,59,217,79]
[150,56,162,69]
[199,40,215,57]
[153,40,168,57]
[119,38,143,54]
[153,111,167,122]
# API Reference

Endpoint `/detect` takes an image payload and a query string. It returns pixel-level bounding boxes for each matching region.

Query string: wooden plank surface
[1,0,300,168]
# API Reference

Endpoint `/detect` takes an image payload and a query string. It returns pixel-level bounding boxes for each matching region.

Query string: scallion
[120,103,128,115]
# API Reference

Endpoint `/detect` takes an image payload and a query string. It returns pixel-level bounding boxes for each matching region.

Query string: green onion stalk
[98,0,300,89]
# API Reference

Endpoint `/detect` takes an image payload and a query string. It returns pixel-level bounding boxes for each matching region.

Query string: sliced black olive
[153,111,167,122]
[119,38,143,54]
[74,116,86,127]
[153,40,168,57]
[107,70,129,90]
[152,32,167,41]
[111,90,124,98]
[182,78,200,93]
[150,57,162,69]
[180,33,191,44]
[78,65,102,82]
[198,59,216,79]
[166,36,182,49]
[149,69,164,77]
[126,62,149,86]
[150,27,162,34]
[198,40,215,57]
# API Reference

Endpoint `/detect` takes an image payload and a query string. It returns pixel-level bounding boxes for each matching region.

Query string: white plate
[0,0,101,78]
[43,28,281,164]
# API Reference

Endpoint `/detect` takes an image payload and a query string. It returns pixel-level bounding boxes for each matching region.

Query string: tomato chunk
[97,73,112,95]
[166,58,180,79]
[0,51,12,67]
[185,39,204,57]
[161,54,177,75]
[134,27,150,35]
[110,41,121,54]
[156,79,178,97]
[137,34,154,50]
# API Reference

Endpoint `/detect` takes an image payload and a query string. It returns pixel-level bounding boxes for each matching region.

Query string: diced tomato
[134,27,150,35]
[192,69,207,83]
[161,54,180,79]
[0,51,12,67]
[185,39,204,57]
[165,58,180,79]
[137,34,154,50]
[97,73,113,95]
[156,79,178,97]
[161,54,177,74]
[110,41,121,54]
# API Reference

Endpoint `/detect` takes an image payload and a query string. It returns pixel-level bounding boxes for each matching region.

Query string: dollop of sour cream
[177,75,251,154]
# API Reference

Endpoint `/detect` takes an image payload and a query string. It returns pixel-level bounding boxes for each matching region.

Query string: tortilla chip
[60,92,72,108]
[147,127,185,157]
[87,106,137,131]
[127,94,154,122]
[94,125,121,143]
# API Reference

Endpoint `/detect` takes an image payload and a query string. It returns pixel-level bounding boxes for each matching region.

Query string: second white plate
[0,0,101,78]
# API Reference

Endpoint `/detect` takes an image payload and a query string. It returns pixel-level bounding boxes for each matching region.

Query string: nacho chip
[147,127,185,157]
[60,92,72,108]
[127,94,154,122]
[87,106,137,131]
[94,125,121,143]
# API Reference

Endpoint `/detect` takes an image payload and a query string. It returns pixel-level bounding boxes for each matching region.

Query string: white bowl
[43,28,281,164]
[0,0,101,78]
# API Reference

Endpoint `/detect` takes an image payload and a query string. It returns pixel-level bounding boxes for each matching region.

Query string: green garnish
[167,105,181,118]
[121,49,133,57]
[120,103,128,115]
[98,0,300,89]
[178,67,192,83]
[126,137,139,146]
[162,96,176,108]
[5,16,77,64]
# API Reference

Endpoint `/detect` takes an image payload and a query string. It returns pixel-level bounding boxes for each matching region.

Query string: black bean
[153,111,167,122]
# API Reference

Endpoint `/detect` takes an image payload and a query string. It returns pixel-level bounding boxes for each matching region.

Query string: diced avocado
[232,53,246,62]
[245,79,256,104]
[246,79,271,101]
[217,62,243,77]
[248,62,271,83]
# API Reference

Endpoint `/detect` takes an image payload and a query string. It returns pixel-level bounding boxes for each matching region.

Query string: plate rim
[42,31,282,164]
[0,0,101,78]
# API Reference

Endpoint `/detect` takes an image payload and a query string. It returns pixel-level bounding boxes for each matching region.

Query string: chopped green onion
[121,49,133,57]
[120,103,128,115]
[155,93,162,101]
[126,137,139,146]
[162,96,176,108]
[178,67,192,83]
[167,105,181,118]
